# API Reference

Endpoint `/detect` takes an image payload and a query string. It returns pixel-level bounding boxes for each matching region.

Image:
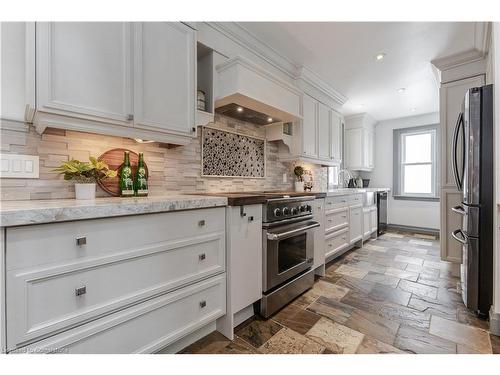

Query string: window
[393,125,439,201]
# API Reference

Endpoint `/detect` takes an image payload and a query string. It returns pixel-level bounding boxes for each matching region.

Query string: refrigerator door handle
[452,112,464,190]
[452,228,468,245]
[451,205,466,215]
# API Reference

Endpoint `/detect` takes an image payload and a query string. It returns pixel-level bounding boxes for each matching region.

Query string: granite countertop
[323,187,390,196]
[0,195,228,227]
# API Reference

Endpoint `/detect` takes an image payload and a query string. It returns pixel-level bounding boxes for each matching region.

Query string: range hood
[214,56,302,125]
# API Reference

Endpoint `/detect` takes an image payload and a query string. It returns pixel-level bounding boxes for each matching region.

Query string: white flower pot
[75,183,96,200]
[294,181,304,192]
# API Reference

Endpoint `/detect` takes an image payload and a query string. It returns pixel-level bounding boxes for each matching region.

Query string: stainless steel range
[259,194,319,318]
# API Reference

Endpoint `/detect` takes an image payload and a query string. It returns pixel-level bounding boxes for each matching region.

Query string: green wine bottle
[134,152,148,197]
[119,151,134,197]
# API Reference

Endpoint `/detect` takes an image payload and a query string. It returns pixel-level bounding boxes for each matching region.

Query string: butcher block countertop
[0,195,228,227]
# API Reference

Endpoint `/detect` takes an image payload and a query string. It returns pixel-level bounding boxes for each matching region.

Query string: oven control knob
[306,205,312,212]
[291,207,299,215]
[299,205,306,212]
[273,208,282,217]
[282,207,290,216]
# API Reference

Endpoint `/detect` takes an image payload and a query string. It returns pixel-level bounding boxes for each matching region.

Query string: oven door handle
[266,222,320,241]
[451,205,466,215]
[451,228,468,245]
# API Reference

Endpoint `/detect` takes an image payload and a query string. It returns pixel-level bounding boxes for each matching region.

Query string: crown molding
[431,48,485,72]
[207,22,348,106]
[474,22,492,56]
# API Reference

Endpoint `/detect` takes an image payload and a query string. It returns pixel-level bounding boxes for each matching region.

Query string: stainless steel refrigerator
[451,84,493,318]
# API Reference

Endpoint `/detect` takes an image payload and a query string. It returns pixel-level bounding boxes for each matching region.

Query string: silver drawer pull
[341,199,347,202]
[199,253,206,261]
[328,243,333,247]
[341,215,347,218]
[198,220,206,227]
[199,300,207,308]
[75,286,86,296]
[76,236,87,246]
[328,219,333,222]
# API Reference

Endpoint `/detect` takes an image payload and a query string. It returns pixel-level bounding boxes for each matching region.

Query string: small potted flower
[54,157,117,200]
[294,165,305,192]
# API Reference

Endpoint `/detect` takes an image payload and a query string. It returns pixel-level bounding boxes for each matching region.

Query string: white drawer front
[325,207,349,234]
[7,232,225,349]
[349,194,363,206]
[325,195,349,210]
[349,206,363,243]
[11,275,226,354]
[6,207,225,271]
[325,228,349,259]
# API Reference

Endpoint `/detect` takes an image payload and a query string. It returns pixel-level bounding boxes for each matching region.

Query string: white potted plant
[55,157,117,200]
[294,165,305,192]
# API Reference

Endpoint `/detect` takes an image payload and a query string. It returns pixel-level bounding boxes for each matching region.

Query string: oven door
[262,219,319,292]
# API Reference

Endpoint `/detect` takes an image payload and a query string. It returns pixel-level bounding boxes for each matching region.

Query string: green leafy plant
[54,157,117,183]
[294,165,304,182]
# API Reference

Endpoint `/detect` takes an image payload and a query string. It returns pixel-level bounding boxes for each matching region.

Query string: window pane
[404,164,432,194]
[404,133,432,163]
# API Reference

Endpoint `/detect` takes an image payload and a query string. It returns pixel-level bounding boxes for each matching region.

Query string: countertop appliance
[259,193,319,318]
[377,191,387,235]
[451,84,493,317]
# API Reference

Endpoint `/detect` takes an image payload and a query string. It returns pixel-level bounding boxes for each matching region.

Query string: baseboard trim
[387,224,440,237]
[490,307,500,335]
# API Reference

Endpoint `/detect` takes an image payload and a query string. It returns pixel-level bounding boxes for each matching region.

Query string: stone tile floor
[180,231,499,354]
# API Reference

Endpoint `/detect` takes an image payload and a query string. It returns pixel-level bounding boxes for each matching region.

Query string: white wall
[369,112,440,229]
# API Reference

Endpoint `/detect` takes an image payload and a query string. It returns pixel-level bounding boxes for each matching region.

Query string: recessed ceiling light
[375,53,386,61]
[357,104,364,108]
[411,108,417,112]
[267,117,273,122]
[397,88,406,93]
[236,107,243,112]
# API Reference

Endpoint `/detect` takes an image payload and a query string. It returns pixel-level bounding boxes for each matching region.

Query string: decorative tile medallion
[202,127,265,178]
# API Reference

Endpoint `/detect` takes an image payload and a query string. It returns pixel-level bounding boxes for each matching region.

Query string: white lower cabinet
[12,275,226,354]
[4,207,226,353]
[216,204,262,339]
[370,207,378,233]
[349,205,363,244]
[325,228,349,259]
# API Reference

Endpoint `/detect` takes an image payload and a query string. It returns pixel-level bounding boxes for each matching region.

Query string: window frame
[393,124,440,202]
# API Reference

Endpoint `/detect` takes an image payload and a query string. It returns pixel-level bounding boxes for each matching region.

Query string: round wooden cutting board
[97,148,149,197]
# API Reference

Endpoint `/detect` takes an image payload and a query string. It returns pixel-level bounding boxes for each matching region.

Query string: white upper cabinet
[317,102,331,160]
[33,22,196,145]
[330,110,342,162]
[301,93,318,158]
[36,22,133,125]
[345,113,376,171]
[133,22,195,136]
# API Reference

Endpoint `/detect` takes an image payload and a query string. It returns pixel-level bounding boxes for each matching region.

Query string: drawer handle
[199,300,207,308]
[327,202,332,205]
[328,219,333,222]
[198,220,206,227]
[76,236,87,246]
[341,200,347,203]
[75,286,87,297]
[341,215,347,218]
[199,253,206,261]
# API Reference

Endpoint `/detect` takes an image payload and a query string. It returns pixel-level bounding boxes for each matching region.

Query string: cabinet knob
[198,220,206,227]
[199,300,207,308]
[75,286,87,297]
[192,127,196,133]
[76,236,87,246]
[199,253,206,261]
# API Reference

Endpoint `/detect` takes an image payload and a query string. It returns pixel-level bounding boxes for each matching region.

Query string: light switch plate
[0,154,39,178]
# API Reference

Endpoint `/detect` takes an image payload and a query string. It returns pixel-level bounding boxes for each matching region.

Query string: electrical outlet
[282,173,287,183]
[0,154,39,178]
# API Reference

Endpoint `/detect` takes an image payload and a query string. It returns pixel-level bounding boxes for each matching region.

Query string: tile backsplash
[0,114,327,201]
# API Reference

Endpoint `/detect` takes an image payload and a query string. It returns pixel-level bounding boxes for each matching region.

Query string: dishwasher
[376,191,388,235]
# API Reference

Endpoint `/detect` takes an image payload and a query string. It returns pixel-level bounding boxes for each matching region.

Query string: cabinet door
[345,128,364,169]
[317,102,330,159]
[36,22,132,125]
[440,75,485,188]
[349,206,363,243]
[330,111,342,162]
[313,199,326,270]
[363,209,371,238]
[134,22,196,136]
[301,94,318,157]
[370,208,378,233]
[228,205,262,313]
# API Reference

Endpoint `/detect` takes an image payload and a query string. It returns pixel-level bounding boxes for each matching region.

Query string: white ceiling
[238,22,482,121]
